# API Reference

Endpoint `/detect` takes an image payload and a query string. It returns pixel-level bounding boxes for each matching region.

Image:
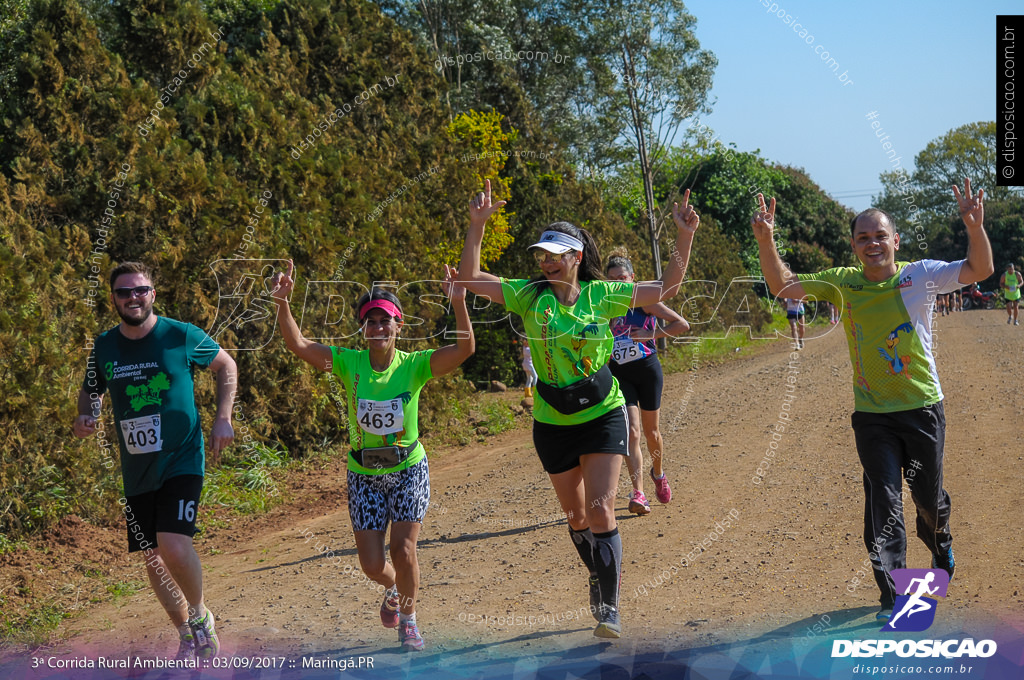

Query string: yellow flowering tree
[441,110,515,268]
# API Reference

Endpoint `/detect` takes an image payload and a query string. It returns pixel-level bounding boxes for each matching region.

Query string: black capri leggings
[608,353,663,411]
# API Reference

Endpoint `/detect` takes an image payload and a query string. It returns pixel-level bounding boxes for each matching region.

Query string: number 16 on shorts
[177,498,196,521]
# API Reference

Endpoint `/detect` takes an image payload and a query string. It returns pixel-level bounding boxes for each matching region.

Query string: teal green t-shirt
[331,347,434,474]
[83,317,221,495]
[500,278,635,425]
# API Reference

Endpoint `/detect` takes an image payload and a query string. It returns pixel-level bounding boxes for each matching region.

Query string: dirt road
[10,310,1024,678]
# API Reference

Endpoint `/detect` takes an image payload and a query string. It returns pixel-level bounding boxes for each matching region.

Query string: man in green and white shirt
[752,179,993,619]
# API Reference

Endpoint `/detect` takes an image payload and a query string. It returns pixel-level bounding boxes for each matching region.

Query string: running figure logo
[882,568,950,632]
[208,259,290,350]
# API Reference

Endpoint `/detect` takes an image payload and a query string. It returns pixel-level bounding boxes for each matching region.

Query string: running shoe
[628,489,651,515]
[932,546,956,582]
[1009,317,1013,324]
[175,633,196,661]
[594,604,622,638]
[876,605,893,622]
[1016,320,1020,326]
[398,621,425,651]
[189,609,220,660]
[380,589,400,628]
[589,575,601,621]
[650,469,671,504]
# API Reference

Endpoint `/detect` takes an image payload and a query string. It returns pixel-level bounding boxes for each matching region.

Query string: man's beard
[117,303,153,326]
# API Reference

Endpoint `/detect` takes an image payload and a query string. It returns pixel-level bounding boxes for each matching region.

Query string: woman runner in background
[605,253,689,515]
[458,180,699,638]
[784,297,806,348]
[518,338,538,398]
[269,261,474,652]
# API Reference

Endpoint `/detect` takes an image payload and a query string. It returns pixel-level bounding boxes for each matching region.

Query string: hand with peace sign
[269,259,333,371]
[269,259,295,303]
[431,262,476,377]
[469,178,507,230]
[631,189,701,308]
[751,194,777,244]
[442,263,466,302]
[459,179,509,305]
[671,188,700,234]
[750,194,806,298]
[952,177,984,231]
[951,177,994,285]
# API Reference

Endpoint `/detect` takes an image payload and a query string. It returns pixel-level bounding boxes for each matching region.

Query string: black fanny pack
[351,440,419,469]
[535,364,614,415]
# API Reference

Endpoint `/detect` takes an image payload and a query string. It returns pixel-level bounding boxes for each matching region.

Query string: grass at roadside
[1,573,146,648]
[659,312,799,374]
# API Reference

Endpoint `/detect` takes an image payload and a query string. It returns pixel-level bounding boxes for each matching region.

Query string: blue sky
[682,0,1017,211]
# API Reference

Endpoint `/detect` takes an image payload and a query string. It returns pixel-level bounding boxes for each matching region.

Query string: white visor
[529,230,584,254]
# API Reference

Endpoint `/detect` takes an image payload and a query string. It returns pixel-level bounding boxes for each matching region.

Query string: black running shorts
[609,354,664,411]
[122,475,204,553]
[532,406,629,475]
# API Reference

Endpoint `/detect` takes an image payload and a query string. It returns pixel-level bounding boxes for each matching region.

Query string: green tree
[660,145,854,275]
[875,122,1024,281]
[564,0,716,280]
[442,110,515,267]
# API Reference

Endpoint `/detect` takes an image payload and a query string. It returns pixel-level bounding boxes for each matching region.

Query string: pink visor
[359,299,403,321]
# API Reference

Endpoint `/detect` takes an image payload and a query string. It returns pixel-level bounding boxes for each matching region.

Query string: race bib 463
[357,398,405,435]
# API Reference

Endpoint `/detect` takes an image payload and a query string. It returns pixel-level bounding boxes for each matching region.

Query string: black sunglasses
[113,286,154,300]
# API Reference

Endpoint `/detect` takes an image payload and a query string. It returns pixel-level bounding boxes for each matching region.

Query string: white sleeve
[921,259,965,294]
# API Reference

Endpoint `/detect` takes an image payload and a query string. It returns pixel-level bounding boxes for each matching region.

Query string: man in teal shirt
[74,262,236,660]
[752,179,992,619]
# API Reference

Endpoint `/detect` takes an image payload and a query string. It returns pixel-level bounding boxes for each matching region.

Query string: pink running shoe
[380,590,400,628]
[628,489,651,515]
[398,621,425,651]
[650,468,672,504]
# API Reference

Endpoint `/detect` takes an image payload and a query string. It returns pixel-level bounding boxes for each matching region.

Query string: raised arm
[631,189,700,308]
[430,264,476,377]
[207,349,236,461]
[752,194,807,299]
[632,302,690,341]
[458,179,507,304]
[270,260,334,372]
[953,178,993,284]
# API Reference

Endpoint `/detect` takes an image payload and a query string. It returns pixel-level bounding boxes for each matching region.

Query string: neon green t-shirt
[797,259,963,413]
[331,347,434,474]
[500,278,635,425]
[1004,272,1021,301]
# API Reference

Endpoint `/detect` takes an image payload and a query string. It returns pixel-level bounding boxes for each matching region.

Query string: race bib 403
[119,414,163,454]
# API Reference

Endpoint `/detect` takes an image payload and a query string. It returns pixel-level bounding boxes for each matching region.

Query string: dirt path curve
[45,310,1024,677]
